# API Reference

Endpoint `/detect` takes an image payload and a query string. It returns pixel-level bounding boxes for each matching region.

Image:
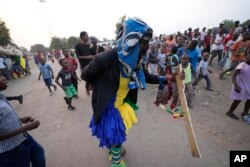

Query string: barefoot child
[195,52,213,91]
[55,59,77,111]
[38,58,57,96]
[226,47,250,121]
[180,55,197,108]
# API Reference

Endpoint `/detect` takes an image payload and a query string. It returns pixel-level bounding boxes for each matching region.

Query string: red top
[224,34,232,51]
[65,56,77,73]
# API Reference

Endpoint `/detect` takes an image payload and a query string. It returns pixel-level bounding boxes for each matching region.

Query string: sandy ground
[3,60,250,167]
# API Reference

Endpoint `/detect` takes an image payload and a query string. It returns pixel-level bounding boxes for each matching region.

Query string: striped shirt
[0,93,26,153]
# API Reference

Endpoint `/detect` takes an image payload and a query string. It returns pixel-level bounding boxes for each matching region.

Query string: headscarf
[116,19,153,89]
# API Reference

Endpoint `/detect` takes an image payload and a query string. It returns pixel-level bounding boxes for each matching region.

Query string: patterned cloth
[0,93,26,153]
[117,19,152,89]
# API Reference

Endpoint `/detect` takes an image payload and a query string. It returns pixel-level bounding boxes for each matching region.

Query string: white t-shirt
[198,60,209,75]
[200,31,207,41]
[157,53,166,68]
[235,27,243,34]
[212,34,224,50]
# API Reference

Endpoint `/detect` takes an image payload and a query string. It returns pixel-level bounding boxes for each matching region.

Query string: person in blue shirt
[186,40,199,72]
[177,39,189,58]
[38,58,57,95]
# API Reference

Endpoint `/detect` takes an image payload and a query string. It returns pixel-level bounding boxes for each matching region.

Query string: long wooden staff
[176,66,201,158]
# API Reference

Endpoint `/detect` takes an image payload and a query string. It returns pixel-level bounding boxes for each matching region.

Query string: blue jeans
[0,134,46,167]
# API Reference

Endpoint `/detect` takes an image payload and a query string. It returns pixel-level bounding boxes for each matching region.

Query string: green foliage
[114,15,142,38]
[222,19,235,29]
[241,20,250,28]
[30,44,47,53]
[19,46,28,53]
[50,36,79,49]
[50,37,61,49]
[0,19,11,46]
[67,36,80,49]
[115,15,126,37]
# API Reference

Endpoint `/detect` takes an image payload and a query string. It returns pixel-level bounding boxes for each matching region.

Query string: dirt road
[3,61,249,167]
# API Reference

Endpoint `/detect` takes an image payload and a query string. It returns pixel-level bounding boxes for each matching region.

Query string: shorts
[64,84,77,98]
[44,78,52,86]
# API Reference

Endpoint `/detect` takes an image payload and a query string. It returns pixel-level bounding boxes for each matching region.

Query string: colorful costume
[82,19,160,166]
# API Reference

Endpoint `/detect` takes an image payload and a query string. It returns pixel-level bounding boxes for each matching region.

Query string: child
[147,45,159,75]
[169,46,180,73]
[157,47,166,75]
[195,52,213,91]
[226,47,250,121]
[38,58,57,96]
[180,55,197,108]
[55,59,77,111]
[222,33,238,72]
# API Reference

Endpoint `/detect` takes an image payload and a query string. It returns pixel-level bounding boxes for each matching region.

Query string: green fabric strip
[124,98,139,110]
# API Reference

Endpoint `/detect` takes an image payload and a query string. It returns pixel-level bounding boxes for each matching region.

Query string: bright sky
[0,0,249,50]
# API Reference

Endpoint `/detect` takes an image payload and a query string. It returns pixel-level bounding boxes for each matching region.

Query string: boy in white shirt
[157,48,166,75]
[195,52,213,91]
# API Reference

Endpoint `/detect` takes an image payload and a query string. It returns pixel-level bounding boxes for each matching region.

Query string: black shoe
[18,95,23,104]
[241,113,249,117]
[226,112,239,120]
[206,88,214,91]
[68,106,76,111]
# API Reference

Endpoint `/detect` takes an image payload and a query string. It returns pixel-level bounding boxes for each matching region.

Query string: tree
[114,15,141,38]
[103,37,109,42]
[50,37,66,49]
[67,36,79,49]
[0,18,11,46]
[115,15,126,38]
[222,19,235,29]
[241,19,250,28]
[19,46,28,53]
[30,44,46,53]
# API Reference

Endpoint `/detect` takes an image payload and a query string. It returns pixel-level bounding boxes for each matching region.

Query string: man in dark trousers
[81,19,164,167]
[75,31,93,95]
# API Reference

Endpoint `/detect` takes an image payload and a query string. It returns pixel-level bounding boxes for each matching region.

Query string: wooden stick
[176,68,201,158]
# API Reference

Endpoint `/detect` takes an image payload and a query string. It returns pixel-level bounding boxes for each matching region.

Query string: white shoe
[50,92,53,96]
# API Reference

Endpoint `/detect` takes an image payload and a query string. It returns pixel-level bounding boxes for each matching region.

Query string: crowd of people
[0,55,31,80]
[144,20,250,121]
[0,19,250,167]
